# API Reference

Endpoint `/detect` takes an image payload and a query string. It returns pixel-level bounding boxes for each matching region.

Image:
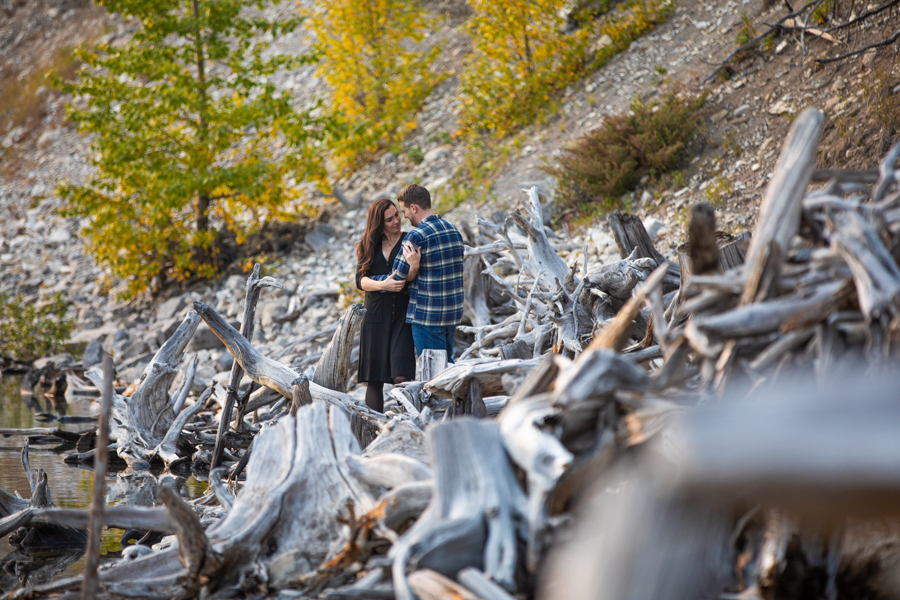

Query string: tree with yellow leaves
[459,0,593,137]
[306,0,440,169]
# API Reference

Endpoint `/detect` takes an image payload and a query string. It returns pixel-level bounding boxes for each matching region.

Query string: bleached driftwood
[313,303,366,393]
[212,263,283,470]
[464,254,492,328]
[424,357,540,399]
[511,187,572,291]
[0,443,87,549]
[390,419,527,600]
[34,402,375,598]
[153,385,212,467]
[415,349,448,382]
[119,311,200,465]
[740,107,823,305]
[584,250,657,303]
[193,300,387,427]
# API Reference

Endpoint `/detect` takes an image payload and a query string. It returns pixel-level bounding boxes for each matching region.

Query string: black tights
[365,377,408,413]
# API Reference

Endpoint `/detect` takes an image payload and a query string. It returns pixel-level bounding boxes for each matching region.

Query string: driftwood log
[312,303,366,393]
[390,418,527,600]
[118,311,200,465]
[211,263,283,470]
[193,301,385,423]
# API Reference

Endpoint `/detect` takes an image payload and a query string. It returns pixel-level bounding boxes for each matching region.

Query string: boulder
[424,145,451,163]
[107,328,130,355]
[156,294,189,323]
[118,365,146,387]
[69,324,118,345]
[224,275,244,292]
[46,228,72,244]
[32,353,76,370]
[186,320,239,352]
[642,217,666,240]
[82,338,104,369]
[215,352,234,372]
[154,318,183,347]
[305,222,336,252]
[120,338,151,362]
[260,297,289,328]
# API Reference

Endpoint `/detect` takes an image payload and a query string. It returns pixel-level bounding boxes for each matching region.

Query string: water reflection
[0,373,208,586]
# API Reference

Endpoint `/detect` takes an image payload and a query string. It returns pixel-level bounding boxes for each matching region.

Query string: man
[370,184,464,360]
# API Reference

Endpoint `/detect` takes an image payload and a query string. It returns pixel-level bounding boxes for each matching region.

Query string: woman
[356,198,420,412]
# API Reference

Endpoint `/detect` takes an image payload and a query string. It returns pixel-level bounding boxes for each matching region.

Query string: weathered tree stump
[390,418,527,600]
[313,303,366,393]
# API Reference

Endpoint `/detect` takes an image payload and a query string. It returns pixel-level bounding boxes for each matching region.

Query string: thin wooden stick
[212,263,282,470]
[81,353,113,600]
[816,30,900,64]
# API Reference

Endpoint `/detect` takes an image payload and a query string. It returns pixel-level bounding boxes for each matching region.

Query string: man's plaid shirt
[372,214,464,327]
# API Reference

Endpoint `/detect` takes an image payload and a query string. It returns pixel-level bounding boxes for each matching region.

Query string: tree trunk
[196,193,210,235]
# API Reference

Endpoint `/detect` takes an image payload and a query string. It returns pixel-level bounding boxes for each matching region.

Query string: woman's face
[383,204,402,235]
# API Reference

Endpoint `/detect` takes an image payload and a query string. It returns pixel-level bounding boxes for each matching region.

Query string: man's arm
[367,254,409,282]
[369,231,420,281]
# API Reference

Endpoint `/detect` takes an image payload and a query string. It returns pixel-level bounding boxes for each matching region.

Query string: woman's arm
[360,274,404,292]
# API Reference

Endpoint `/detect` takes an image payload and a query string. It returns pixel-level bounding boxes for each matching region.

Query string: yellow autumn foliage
[305,0,440,170]
[459,0,592,137]
[458,0,672,138]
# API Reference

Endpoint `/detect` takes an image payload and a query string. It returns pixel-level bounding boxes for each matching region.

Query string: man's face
[399,200,419,226]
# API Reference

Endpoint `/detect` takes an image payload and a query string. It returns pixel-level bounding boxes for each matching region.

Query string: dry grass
[0,45,81,138]
[820,64,900,169]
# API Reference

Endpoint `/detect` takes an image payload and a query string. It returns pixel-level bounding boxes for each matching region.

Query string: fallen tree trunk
[740,107,824,305]
[424,357,540,399]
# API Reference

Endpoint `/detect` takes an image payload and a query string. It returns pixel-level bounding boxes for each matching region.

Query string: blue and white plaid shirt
[372,214,464,327]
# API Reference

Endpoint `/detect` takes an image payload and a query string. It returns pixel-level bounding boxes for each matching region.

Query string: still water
[0,374,208,590]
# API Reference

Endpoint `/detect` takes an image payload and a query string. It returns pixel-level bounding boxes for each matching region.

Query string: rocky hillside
[1,0,898,393]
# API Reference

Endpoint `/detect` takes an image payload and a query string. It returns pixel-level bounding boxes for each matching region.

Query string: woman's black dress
[356,234,416,383]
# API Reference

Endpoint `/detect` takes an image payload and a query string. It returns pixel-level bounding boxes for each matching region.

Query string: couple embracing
[354,184,464,413]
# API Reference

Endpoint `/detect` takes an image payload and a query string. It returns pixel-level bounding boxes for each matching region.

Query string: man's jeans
[411,324,456,362]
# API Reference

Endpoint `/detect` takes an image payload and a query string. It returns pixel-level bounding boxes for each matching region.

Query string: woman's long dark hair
[357,197,396,277]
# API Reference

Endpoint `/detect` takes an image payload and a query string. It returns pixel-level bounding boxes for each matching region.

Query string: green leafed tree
[58,0,325,297]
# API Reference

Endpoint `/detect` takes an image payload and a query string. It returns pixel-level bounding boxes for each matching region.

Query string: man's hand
[379,270,405,292]
[402,241,421,269]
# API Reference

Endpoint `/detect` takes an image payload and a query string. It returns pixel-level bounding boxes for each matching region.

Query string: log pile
[3,107,900,599]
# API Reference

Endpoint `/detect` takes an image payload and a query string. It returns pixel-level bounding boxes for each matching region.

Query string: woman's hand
[403,241,421,269]
[379,270,405,292]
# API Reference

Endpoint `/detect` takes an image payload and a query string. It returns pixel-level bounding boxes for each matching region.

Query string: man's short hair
[398,184,431,210]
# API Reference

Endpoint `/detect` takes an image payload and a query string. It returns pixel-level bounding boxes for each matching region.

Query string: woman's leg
[365,381,385,413]
[393,377,407,385]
